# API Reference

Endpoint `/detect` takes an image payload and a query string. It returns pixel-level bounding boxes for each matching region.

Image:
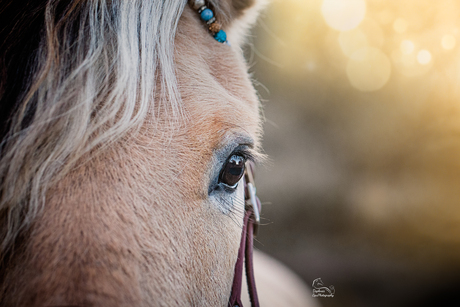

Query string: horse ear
[213,0,269,47]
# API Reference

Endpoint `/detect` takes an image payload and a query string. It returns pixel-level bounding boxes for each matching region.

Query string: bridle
[228,161,261,307]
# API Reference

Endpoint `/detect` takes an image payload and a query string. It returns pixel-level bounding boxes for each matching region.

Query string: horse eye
[219,155,246,188]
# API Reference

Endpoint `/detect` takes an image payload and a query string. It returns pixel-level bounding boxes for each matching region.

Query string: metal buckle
[244,161,260,236]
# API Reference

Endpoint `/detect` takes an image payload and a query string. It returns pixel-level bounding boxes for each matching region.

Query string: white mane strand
[0,0,186,255]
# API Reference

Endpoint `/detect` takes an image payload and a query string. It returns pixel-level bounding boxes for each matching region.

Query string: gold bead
[208,22,222,34]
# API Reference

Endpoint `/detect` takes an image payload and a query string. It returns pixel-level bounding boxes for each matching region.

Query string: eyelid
[222,182,239,190]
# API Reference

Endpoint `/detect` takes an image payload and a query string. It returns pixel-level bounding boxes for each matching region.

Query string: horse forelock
[0,0,186,257]
[0,0,266,305]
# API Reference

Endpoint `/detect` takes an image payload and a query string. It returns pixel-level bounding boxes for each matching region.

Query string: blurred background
[249,0,460,306]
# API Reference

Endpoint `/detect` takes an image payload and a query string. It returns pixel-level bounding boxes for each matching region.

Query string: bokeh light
[392,48,432,77]
[339,18,384,59]
[253,0,460,306]
[321,0,366,31]
[393,18,407,33]
[417,49,432,64]
[400,40,415,54]
[359,18,384,48]
[346,47,391,91]
[338,29,367,57]
[377,9,393,25]
[264,0,460,90]
[441,34,456,50]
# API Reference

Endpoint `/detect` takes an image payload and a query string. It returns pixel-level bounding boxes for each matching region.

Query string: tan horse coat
[0,0,316,306]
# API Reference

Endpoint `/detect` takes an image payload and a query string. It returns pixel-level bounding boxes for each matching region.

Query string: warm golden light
[441,34,456,50]
[400,40,414,54]
[268,0,452,84]
[393,18,407,33]
[360,18,385,48]
[321,0,366,31]
[392,49,431,77]
[417,50,432,65]
[378,10,393,25]
[339,29,367,57]
[338,18,385,58]
[346,47,391,92]
[305,61,317,72]
[260,0,460,256]
[259,0,460,265]
[401,53,416,66]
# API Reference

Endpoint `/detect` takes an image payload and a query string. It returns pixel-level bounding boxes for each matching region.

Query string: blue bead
[200,9,214,22]
[214,30,227,43]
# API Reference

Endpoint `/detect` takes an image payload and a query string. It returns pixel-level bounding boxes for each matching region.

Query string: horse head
[0,0,267,305]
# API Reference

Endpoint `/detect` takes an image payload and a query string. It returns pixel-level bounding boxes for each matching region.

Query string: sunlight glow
[401,54,416,66]
[392,48,431,77]
[441,34,456,50]
[306,61,317,72]
[417,50,432,65]
[339,29,367,57]
[400,40,415,54]
[321,0,366,31]
[339,19,384,58]
[378,10,393,25]
[393,18,407,33]
[347,47,391,92]
[360,18,385,48]
[268,0,454,89]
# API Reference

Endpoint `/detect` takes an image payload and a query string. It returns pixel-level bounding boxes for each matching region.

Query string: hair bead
[191,0,205,10]
[197,5,207,14]
[214,30,227,43]
[200,8,214,22]
[189,1,229,45]
[208,22,222,34]
[206,17,216,25]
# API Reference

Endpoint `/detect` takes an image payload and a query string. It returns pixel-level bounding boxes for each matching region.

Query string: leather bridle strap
[228,161,261,307]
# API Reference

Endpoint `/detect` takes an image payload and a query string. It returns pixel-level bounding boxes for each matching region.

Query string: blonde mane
[0,0,186,258]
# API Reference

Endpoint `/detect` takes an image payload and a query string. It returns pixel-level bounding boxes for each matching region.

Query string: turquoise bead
[214,30,227,43]
[200,9,214,21]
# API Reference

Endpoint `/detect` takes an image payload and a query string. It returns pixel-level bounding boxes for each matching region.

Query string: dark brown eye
[219,155,246,188]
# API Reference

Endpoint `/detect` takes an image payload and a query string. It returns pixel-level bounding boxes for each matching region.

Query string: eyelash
[230,148,255,163]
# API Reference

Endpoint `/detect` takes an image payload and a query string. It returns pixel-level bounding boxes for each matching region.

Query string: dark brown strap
[245,209,260,307]
[228,210,250,307]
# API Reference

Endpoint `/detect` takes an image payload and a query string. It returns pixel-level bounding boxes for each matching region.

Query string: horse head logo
[312,278,325,289]
[312,278,335,297]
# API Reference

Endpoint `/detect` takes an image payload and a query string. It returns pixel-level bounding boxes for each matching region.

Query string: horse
[0,0,316,306]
